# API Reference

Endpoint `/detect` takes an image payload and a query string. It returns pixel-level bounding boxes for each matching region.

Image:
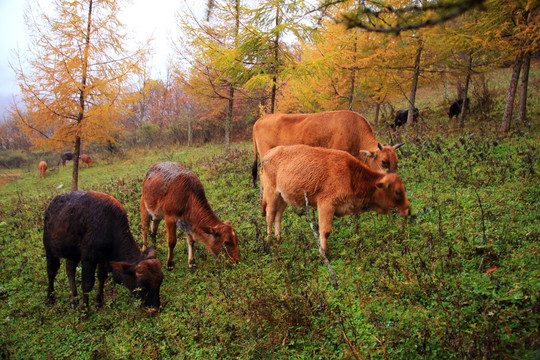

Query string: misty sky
[0,0,204,121]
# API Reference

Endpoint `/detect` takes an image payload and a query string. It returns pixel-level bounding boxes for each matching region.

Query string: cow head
[360,143,403,172]
[110,249,164,311]
[203,220,240,264]
[370,173,410,216]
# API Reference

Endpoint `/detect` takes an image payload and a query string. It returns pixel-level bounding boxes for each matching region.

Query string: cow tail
[252,137,258,188]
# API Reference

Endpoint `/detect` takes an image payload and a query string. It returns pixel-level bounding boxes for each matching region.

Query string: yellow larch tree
[13,0,148,190]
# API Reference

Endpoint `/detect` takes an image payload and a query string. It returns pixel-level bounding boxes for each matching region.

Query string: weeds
[0,133,538,359]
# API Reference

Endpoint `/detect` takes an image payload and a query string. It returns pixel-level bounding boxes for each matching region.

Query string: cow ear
[393,143,405,149]
[360,150,376,158]
[110,261,135,274]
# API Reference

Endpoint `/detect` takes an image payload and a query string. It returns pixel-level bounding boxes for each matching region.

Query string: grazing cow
[252,110,404,187]
[80,154,94,167]
[38,161,47,178]
[43,191,164,312]
[448,98,469,120]
[60,151,74,166]
[141,162,240,270]
[260,145,410,254]
[391,108,419,129]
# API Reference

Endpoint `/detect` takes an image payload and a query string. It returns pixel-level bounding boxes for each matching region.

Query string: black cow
[43,191,164,312]
[60,151,74,166]
[391,108,419,129]
[448,98,469,120]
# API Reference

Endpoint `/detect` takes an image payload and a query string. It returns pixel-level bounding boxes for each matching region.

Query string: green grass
[0,125,538,359]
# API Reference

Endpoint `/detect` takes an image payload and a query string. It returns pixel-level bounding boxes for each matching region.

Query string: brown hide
[80,154,94,167]
[252,110,402,186]
[260,145,410,254]
[38,161,47,178]
[141,162,239,269]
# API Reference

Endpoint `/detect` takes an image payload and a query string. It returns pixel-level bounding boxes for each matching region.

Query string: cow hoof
[167,265,175,271]
[188,263,197,270]
[70,300,78,309]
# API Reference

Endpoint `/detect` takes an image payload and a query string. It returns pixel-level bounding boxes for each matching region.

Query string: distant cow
[60,151,74,166]
[141,162,240,270]
[448,98,469,120]
[38,161,47,178]
[252,110,404,187]
[260,145,410,254]
[43,191,164,312]
[391,108,419,129]
[80,154,94,167]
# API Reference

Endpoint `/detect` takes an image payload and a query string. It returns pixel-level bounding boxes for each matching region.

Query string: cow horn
[393,143,405,149]
[378,143,383,150]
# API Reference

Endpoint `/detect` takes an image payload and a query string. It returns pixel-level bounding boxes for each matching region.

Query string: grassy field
[0,122,538,358]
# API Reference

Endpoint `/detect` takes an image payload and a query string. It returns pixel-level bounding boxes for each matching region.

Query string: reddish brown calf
[38,161,47,178]
[141,162,240,270]
[260,145,410,254]
[80,154,94,167]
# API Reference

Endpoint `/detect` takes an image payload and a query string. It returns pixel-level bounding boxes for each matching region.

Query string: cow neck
[113,222,143,263]
[349,159,384,196]
[187,192,222,230]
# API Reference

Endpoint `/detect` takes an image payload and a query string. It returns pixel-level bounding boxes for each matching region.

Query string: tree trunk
[374,102,381,128]
[517,52,531,125]
[459,53,473,128]
[72,136,81,191]
[270,4,280,114]
[72,0,93,192]
[499,53,523,133]
[407,39,422,125]
[348,35,358,111]
[187,103,193,147]
[225,85,234,148]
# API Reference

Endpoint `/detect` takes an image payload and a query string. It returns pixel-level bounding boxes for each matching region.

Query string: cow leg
[164,217,177,271]
[272,196,288,241]
[150,218,161,247]
[140,199,150,252]
[95,262,108,309]
[186,234,196,269]
[46,256,60,305]
[66,259,79,309]
[317,204,335,255]
[80,260,97,311]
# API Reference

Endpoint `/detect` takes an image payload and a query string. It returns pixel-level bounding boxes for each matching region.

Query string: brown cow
[80,154,94,167]
[252,110,403,187]
[38,161,47,178]
[141,162,240,270]
[260,145,410,254]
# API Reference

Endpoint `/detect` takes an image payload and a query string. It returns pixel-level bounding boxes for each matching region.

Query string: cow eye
[382,161,389,168]
[396,190,402,197]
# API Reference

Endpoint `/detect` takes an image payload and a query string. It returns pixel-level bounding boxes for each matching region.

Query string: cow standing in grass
[80,154,94,167]
[252,110,403,187]
[141,162,240,270]
[60,151,74,166]
[43,191,164,312]
[260,145,410,254]
[38,161,47,178]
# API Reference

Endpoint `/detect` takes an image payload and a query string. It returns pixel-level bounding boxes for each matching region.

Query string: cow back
[254,110,380,159]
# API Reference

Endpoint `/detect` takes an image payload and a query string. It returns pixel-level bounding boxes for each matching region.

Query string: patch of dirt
[0,171,22,188]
